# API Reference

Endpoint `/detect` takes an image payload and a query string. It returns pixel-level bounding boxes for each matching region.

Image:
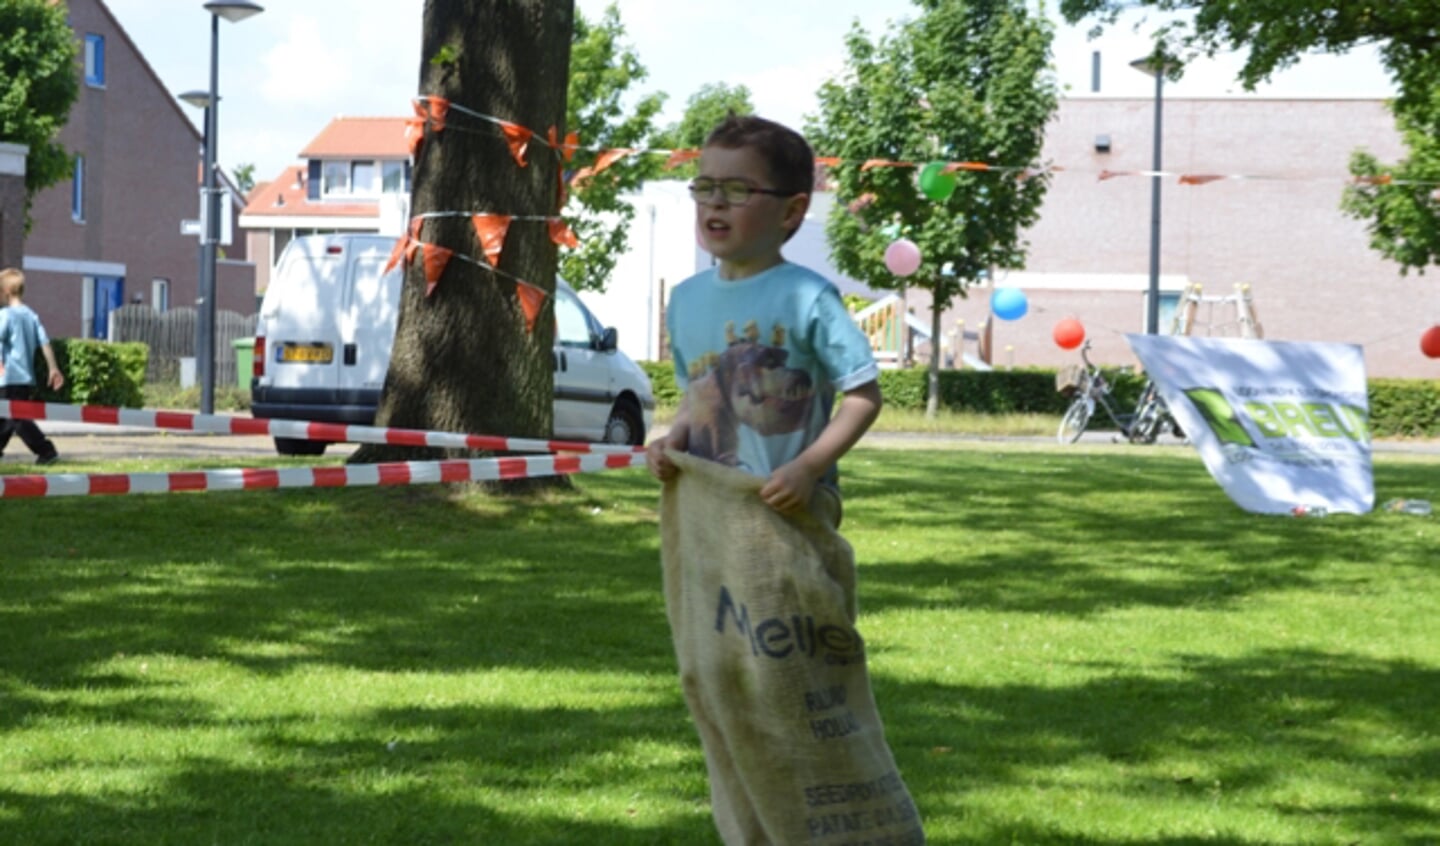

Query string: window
[382,160,407,193]
[151,278,170,312]
[350,161,376,195]
[84,34,105,87]
[322,161,349,195]
[555,287,597,348]
[71,155,85,222]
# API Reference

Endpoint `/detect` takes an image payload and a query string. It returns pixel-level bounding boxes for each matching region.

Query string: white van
[251,234,655,456]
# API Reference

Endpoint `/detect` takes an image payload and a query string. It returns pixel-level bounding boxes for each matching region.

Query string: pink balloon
[884,238,921,277]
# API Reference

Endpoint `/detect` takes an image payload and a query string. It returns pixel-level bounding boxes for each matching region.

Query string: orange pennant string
[1097,170,1127,181]
[499,121,534,167]
[548,218,580,250]
[571,148,635,190]
[404,218,424,265]
[563,131,580,162]
[944,162,992,173]
[515,282,546,333]
[471,214,514,266]
[424,97,449,132]
[1354,173,1393,186]
[664,149,701,170]
[404,117,425,157]
[422,244,453,297]
[1178,174,1225,186]
[815,157,842,167]
[861,159,903,171]
[384,235,408,274]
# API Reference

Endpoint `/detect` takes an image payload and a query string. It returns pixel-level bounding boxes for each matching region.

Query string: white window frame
[151,278,170,312]
[321,160,349,196]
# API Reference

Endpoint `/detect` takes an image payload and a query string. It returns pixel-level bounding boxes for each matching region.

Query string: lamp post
[178,89,211,395]
[1130,52,1172,335]
[188,1,262,414]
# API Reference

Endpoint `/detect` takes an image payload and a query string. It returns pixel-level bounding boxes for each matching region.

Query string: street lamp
[1130,51,1174,335]
[189,1,262,414]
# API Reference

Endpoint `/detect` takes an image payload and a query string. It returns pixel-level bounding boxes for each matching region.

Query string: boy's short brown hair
[0,267,23,298]
[704,114,814,242]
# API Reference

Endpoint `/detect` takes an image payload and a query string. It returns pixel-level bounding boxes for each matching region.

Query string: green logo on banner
[1183,388,1255,447]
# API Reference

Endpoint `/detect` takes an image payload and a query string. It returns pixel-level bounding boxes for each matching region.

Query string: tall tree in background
[561,3,665,293]
[1060,0,1440,274]
[810,0,1057,416]
[651,82,755,179]
[0,0,78,238]
[357,0,573,465]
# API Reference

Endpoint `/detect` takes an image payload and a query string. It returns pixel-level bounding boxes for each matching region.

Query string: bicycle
[1056,340,1179,444]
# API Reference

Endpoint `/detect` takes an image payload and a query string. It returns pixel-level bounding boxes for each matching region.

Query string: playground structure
[852,293,993,370]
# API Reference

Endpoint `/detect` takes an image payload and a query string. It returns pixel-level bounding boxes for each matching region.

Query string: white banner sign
[1126,335,1373,515]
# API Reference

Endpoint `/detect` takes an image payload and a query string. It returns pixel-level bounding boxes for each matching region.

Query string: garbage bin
[232,338,255,389]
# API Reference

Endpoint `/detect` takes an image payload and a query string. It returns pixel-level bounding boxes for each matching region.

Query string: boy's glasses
[688,177,793,206]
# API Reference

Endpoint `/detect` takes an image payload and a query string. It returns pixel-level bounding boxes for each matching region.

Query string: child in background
[0,268,64,464]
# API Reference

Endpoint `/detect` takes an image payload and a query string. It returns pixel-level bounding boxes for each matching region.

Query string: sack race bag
[661,450,924,846]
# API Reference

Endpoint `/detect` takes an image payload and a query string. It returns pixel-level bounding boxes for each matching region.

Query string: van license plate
[278,343,334,364]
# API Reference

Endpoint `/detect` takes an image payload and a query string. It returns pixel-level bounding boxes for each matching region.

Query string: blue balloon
[991,287,1028,321]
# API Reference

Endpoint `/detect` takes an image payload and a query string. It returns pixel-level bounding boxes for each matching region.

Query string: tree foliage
[0,0,78,211]
[560,3,665,293]
[1060,0,1440,274]
[650,82,756,180]
[808,0,1057,414]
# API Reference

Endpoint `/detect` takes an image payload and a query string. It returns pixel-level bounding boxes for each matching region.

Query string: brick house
[912,97,1432,378]
[16,0,253,341]
[239,116,412,294]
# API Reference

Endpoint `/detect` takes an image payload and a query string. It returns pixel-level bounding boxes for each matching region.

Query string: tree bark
[353,0,574,477]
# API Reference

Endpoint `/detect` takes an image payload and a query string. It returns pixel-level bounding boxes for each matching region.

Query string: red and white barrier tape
[0,400,645,455]
[0,451,644,499]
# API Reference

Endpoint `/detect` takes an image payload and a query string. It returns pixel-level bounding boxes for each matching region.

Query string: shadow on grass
[1,447,1435,843]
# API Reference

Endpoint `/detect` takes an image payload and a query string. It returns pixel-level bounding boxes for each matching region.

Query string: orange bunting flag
[571,148,636,190]
[515,282,546,333]
[422,244,453,297]
[547,127,581,162]
[815,157,842,167]
[548,218,580,250]
[404,218,424,265]
[499,120,534,167]
[470,214,514,267]
[664,149,701,170]
[1354,173,1393,186]
[861,159,910,171]
[404,117,425,157]
[1097,169,1127,181]
[944,162,993,173]
[422,97,449,132]
[1178,174,1225,186]
[384,235,408,275]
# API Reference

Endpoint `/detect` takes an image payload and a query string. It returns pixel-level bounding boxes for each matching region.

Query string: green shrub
[34,339,147,408]
[1369,378,1440,438]
[639,360,682,408]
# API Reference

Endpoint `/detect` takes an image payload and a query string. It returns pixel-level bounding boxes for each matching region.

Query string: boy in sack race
[647,115,924,846]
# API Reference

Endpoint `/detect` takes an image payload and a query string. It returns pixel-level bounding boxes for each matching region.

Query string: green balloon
[918,161,957,201]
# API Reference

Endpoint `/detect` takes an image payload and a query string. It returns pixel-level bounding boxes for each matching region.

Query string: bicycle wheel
[1058,398,1092,444]
[1129,385,1163,444]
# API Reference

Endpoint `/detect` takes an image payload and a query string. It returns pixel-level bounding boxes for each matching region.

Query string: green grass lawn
[2,443,1437,844]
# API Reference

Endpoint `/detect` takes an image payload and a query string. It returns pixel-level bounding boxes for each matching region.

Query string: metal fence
[108,305,258,387]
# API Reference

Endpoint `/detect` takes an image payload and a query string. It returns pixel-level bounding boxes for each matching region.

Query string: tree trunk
[926,299,942,418]
[352,0,574,478]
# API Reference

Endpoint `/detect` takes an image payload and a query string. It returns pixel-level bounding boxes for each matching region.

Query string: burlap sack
[661,450,924,846]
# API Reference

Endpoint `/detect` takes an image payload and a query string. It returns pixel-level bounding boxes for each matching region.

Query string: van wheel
[274,436,328,457]
[602,400,644,446]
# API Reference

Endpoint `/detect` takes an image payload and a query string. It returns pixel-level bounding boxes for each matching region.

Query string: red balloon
[1422,325,1440,359]
[1053,317,1086,350]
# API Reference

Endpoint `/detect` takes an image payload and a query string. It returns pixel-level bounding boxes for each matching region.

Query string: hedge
[639,360,1440,439]
[33,339,148,408]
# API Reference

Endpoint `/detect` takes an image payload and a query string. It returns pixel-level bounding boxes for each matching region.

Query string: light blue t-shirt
[0,304,50,387]
[667,262,879,483]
